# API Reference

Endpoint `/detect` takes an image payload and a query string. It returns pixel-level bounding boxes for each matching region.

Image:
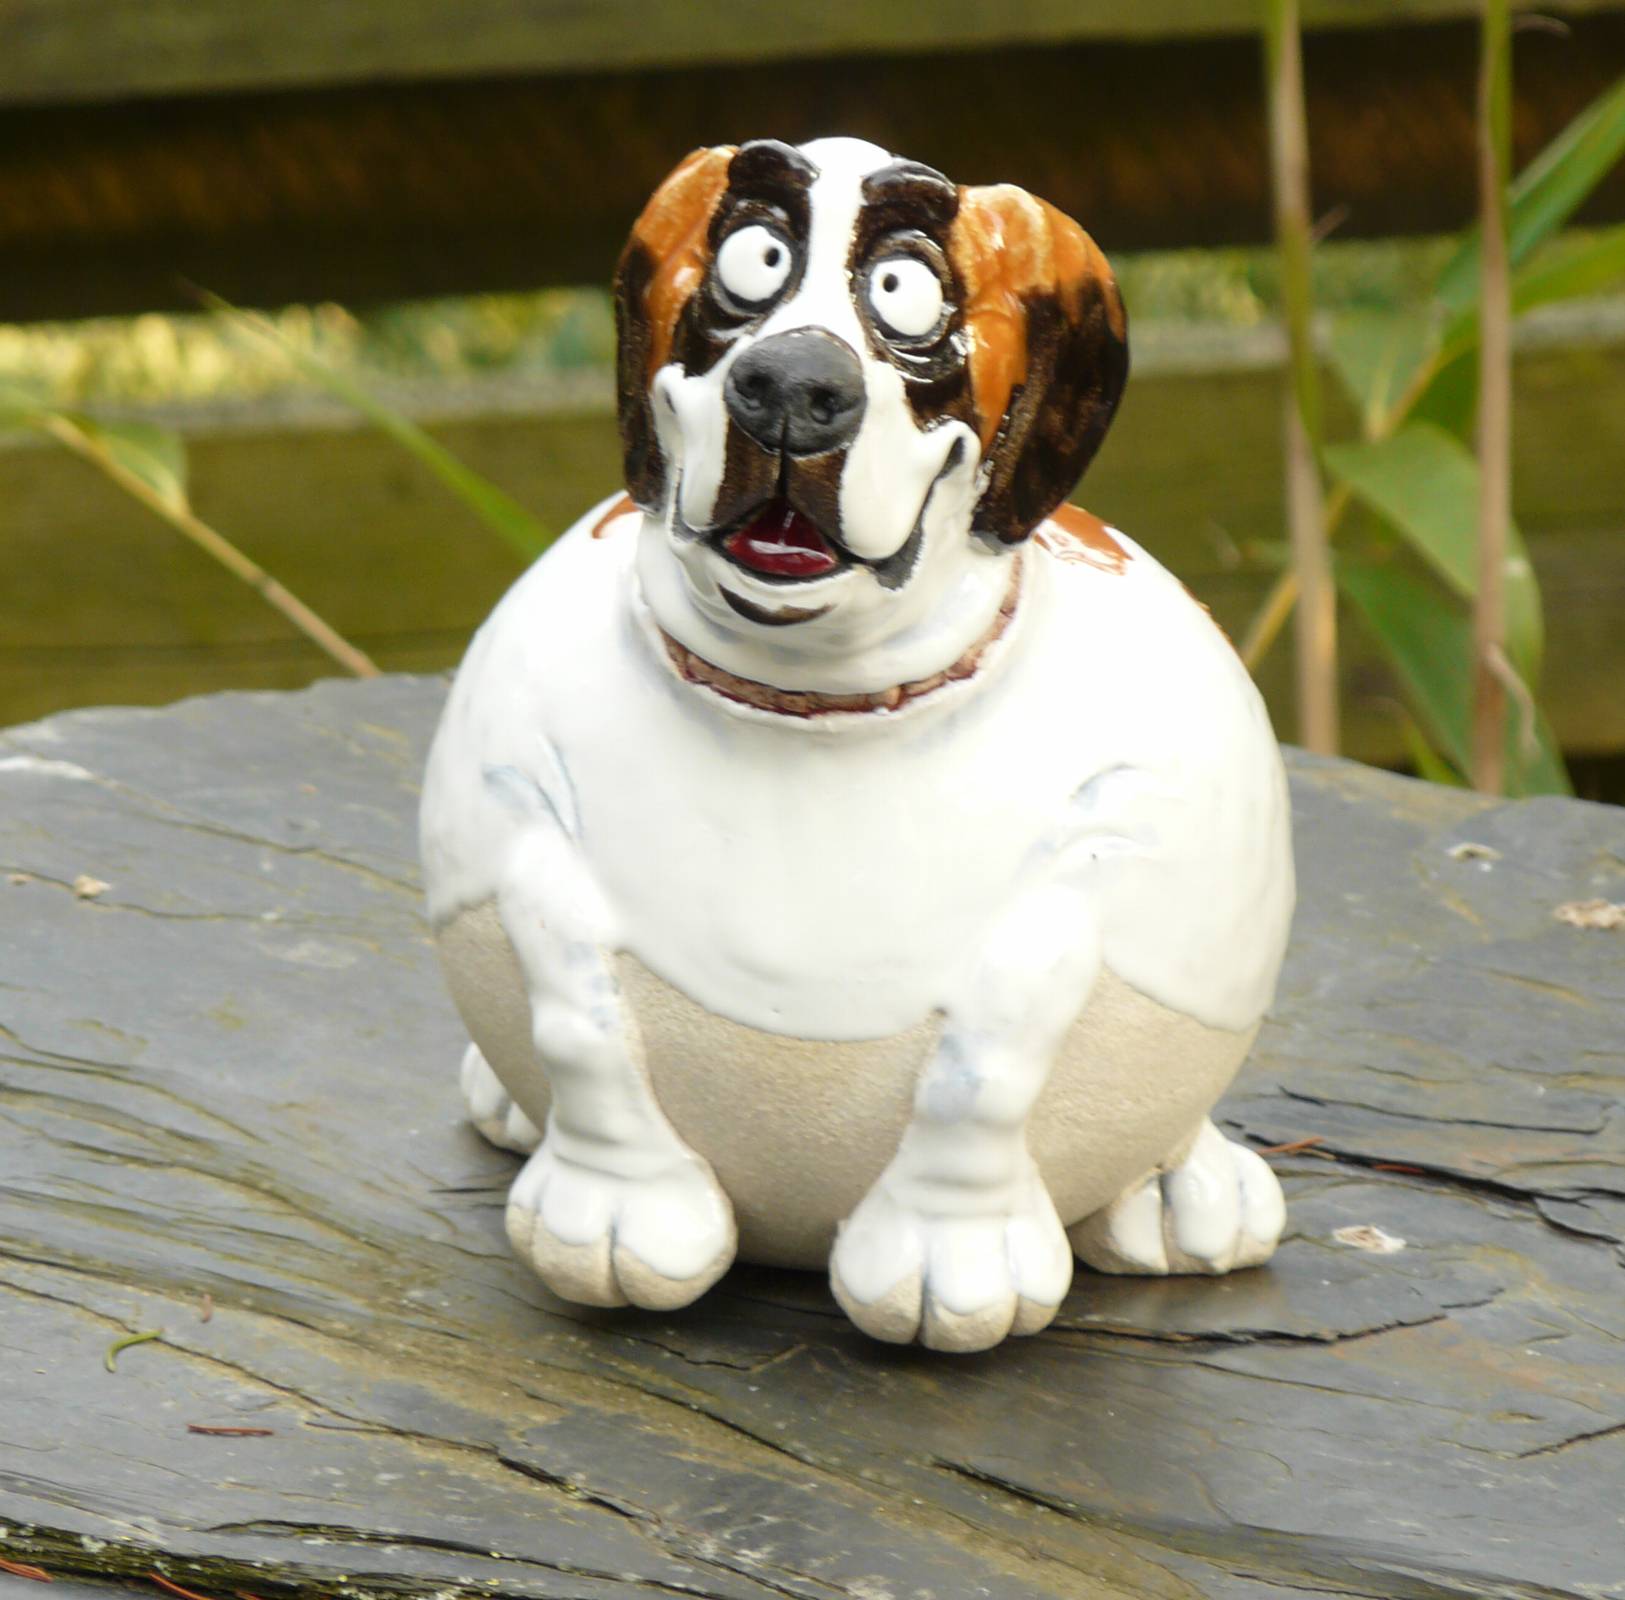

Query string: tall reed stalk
[1471,0,1513,792]
[1264,0,1339,753]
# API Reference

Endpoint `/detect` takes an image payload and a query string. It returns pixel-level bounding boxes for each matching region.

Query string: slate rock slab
[1,676,1622,1600]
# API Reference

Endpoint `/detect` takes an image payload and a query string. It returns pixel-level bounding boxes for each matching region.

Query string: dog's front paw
[1069,1119,1284,1276]
[506,1139,736,1311]
[829,1170,1073,1353]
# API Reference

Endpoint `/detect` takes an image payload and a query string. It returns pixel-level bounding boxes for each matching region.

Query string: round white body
[420,498,1294,1269]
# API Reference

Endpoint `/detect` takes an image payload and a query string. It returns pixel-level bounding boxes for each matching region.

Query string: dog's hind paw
[505,1138,736,1311]
[1069,1119,1284,1276]
[829,1167,1073,1353]
[460,1042,542,1154]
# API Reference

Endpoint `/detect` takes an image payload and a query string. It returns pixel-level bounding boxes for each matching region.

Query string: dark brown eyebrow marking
[860,161,959,230]
[727,140,818,201]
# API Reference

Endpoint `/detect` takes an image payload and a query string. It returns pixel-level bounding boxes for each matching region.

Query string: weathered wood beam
[3,17,1623,321]
[3,0,1621,106]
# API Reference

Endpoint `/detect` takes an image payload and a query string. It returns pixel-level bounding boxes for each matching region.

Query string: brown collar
[660,556,1022,718]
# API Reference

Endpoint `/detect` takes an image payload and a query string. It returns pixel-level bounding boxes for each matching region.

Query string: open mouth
[718,499,844,582]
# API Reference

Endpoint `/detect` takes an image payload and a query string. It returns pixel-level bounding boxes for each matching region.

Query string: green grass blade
[1434,223,1625,383]
[1513,224,1625,316]
[58,414,190,514]
[1435,74,1625,315]
[211,297,553,559]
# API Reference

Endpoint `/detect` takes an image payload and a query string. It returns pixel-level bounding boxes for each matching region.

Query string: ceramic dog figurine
[420,136,1295,1352]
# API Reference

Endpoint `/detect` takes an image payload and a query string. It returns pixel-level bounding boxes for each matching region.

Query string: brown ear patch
[949,184,1128,543]
[1036,502,1128,575]
[614,145,735,508]
[630,145,736,377]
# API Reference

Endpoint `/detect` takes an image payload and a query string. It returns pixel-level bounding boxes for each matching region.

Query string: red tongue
[723,502,838,578]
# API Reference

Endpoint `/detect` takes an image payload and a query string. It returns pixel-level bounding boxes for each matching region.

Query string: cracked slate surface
[1,676,1622,1600]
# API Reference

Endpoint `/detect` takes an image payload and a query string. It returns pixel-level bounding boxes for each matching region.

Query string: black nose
[724,330,867,456]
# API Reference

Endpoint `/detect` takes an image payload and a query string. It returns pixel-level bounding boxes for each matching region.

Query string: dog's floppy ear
[949,185,1128,544]
[614,145,737,509]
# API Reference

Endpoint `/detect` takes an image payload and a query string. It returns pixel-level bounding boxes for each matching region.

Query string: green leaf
[1323,421,1542,681]
[1324,309,1439,435]
[208,296,552,559]
[1395,708,1466,788]
[1341,563,1472,769]
[1434,225,1625,388]
[1406,346,1479,443]
[61,414,190,513]
[1340,561,1569,796]
[1513,224,1625,317]
[1435,74,1625,315]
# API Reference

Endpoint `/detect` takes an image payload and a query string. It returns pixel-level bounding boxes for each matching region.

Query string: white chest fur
[421,499,1293,1043]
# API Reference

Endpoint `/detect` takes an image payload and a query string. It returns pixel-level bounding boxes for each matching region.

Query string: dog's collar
[660,555,1022,718]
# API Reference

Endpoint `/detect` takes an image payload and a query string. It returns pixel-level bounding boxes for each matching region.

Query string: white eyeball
[867,256,944,340]
[716,224,794,307]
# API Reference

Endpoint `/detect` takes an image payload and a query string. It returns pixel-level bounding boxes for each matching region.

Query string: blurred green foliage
[1317,74,1625,794]
[0,290,615,408]
[6,233,1608,410]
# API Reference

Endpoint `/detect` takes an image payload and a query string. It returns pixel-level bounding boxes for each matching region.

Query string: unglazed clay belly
[436,900,1257,1269]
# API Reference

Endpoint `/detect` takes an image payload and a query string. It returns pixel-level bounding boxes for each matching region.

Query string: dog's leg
[830,881,1101,1352]
[495,822,736,1311]
[1068,1119,1284,1276]
[459,1042,542,1154]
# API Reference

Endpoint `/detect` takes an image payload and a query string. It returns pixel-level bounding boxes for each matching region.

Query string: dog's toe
[830,1170,1071,1353]
[1070,1119,1284,1276]
[506,1139,735,1310]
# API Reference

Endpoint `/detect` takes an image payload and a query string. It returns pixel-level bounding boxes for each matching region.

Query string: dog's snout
[724,331,867,456]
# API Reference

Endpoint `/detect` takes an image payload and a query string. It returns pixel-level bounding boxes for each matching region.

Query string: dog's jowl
[419,137,1294,1353]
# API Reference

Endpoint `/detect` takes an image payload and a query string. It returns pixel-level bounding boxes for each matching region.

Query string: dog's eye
[867,256,944,340]
[716,225,794,308]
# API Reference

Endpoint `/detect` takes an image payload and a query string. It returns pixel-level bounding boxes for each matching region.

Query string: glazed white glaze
[421,501,1293,1043]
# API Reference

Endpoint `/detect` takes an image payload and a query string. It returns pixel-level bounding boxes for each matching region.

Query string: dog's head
[615,136,1128,697]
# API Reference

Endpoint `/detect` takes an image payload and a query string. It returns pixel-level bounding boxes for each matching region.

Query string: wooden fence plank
[4,17,1624,320]
[6,320,1622,766]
